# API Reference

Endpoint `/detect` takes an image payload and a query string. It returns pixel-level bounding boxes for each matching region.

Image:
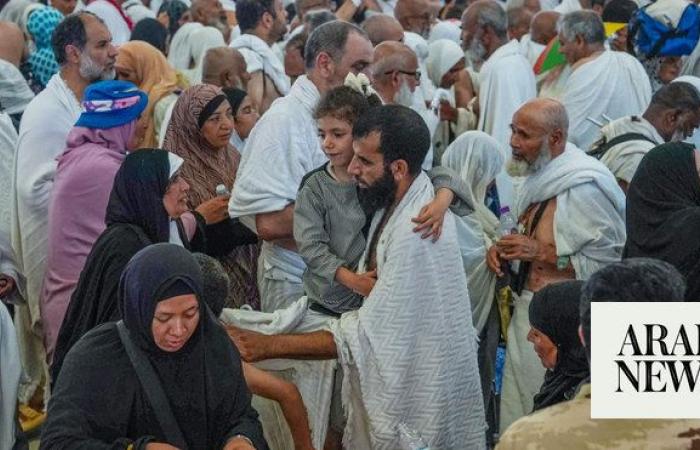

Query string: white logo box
[591,302,700,419]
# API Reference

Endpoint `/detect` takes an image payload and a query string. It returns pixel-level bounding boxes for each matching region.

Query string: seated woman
[116,40,189,147]
[223,87,260,154]
[51,149,229,383]
[164,84,259,309]
[527,280,589,411]
[41,80,148,363]
[41,243,268,450]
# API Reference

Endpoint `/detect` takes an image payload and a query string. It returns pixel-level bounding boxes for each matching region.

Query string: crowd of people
[0,0,699,447]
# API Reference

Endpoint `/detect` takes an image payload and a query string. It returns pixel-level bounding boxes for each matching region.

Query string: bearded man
[461,0,536,208]
[487,98,626,431]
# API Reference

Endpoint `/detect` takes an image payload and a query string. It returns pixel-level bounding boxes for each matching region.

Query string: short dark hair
[52,11,99,66]
[352,105,429,175]
[314,85,381,124]
[579,258,686,355]
[650,81,700,113]
[601,0,637,23]
[304,20,366,69]
[236,0,277,33]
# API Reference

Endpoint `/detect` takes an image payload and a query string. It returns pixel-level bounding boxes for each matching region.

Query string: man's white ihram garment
[229,75,326,312]
[501,144,626,430]
[11,73,81,403]
[561,50,652,150]
[231,34,291,97]
[477,39,536,211]
[514,143,626,278]
[329,172,486,449]
[85,0,131,44]
[220,298,335,450]
[0,304,21,450]
[595,116,664,184]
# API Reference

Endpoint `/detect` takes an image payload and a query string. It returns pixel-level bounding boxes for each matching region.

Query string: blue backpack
[629,0,700,58]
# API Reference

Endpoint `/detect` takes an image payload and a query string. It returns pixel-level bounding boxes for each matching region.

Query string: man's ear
[261,10,273,30]
[65,44,82,64]
[549,127,564,148]
[391,159,410,181]
[315,51,334,79]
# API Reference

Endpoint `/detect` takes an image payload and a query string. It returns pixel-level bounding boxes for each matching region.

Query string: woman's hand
[195,196,230,224]
[412,188,454,242]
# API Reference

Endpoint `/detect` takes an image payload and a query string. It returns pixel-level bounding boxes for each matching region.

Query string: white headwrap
[428,20,461,45]
[425,39,464,88]
[343,73,378,99]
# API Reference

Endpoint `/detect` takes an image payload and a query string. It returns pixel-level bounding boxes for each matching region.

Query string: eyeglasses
[384,69,421,82]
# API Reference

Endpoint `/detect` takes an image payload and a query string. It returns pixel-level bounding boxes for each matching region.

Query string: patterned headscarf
[116,40,185,147]
[162,84,239,208]
[26,6,62,88]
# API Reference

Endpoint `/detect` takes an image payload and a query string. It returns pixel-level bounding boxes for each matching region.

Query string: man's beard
[506,142,552,177]
[394,80,414,107]
[79,53,114,81]
[465,33,487,67]
[357,166,397,214]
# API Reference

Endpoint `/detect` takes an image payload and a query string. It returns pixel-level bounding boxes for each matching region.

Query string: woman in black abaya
[527,280,589,411]
[41,244,267,449]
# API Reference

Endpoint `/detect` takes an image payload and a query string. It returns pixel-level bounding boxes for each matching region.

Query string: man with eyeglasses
[371,41,437,169]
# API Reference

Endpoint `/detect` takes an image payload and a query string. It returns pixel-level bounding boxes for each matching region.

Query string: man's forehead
[344,33,373,63]
[354,132,382,155]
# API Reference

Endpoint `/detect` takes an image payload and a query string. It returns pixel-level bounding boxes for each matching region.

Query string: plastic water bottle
[498,206,518,237]
[397,422,430,450]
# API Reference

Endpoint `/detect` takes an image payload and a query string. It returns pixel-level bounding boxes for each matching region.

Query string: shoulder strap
[588,132,657,160]
[116,321,189,450]
[513,199,551,295]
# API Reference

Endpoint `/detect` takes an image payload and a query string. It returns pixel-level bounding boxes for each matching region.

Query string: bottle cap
[500,206,510,214]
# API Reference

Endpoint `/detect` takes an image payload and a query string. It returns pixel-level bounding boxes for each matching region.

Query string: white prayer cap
[426,39,464,87]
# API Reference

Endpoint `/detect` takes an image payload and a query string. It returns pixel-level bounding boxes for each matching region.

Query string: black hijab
[529,280,589,411]
[158,0,189,38]
[106,149,176,244]
[223,88,248,116]
[624,143,700,301]
[131,18,169,54]
[119,244,248,449]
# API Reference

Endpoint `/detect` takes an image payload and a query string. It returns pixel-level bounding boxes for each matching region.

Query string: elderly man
[591,82,700,192]
[462,0,536,208]
[558,10,651,150]
[12,11,116,413]
[231,0,289,113]
[395,0,433,40]
[362,14,404,46]
[371,41,420,107]
[0,21,34,129]
[229,21,373,313]
[507,6,532,41]
[231,105,485,449]
[497,258,700,449]
[201,46,251,88]
[487,98,625,430]
[191,0,231,40]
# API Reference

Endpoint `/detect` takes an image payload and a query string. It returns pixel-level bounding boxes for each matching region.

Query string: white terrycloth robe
[0,112,24,306]
[231,33,291,97]
[229,75,327,312]
[0,303,21,450]
[11,73,81,402]
[441,131,504,332]
[596,115,664,184]
[478,39,536,210]
[561,50,652,151]
[329,173,486,449]
[167,22,204,71]
[514,143,627,279]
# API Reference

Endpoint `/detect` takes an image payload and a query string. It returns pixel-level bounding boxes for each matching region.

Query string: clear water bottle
[498,206,518,237]
[397,422,430,450]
